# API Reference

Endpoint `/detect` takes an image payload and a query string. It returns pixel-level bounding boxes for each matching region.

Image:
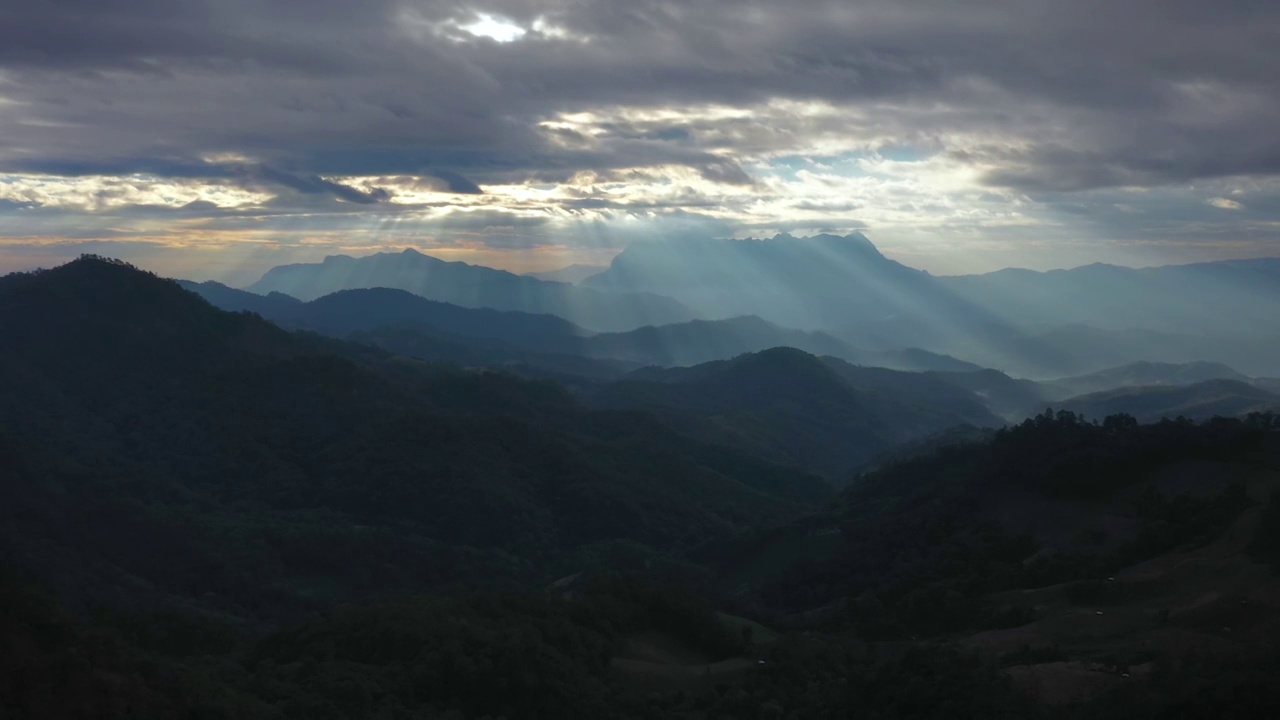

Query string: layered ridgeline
[1058,380,1280,424]
[244,248,693,332]
[941,259,1280,338]
[179,280,1279,431]
[177,282,1007,479]
[940,362,1280,423]
[237,235,1056,375]
[0,257,832,624]
[181,281,981,376]
[583,234,1280,377]
[583,232,1059,374]
[228,235,1280,377]
[7,258,1280,717]
[587,348,1001,481]
[940,261,1280,378]
[1048,361,1254,398]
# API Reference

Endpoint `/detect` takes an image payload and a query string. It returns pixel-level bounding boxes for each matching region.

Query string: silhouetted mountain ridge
[235,237,1280,377]
[1,256,830,622]
[582,233,1120,376]
[183,281,975,376]
[246,248,694,332]
[8,257,1280,719]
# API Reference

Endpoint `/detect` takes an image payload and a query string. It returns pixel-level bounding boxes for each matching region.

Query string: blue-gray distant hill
[584,234,1280,377]
[246,248,693,332]
[181,281,978,375]
[928,361,1268,423]
[524,264,607,284]
[1024,324,1280,378]
[1058,379,1280,423]
[939,259,1280,338]
[584,232,952,333]
[179,281,632,380]
[1049,360,1253,398]
[582,233,1083,376]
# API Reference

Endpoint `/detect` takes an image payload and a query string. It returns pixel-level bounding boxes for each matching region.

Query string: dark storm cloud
[8,158,235,180]
[0,0,1278,206]
[429,170,485,194]
[0,0,385,73]
[256,167,390,204]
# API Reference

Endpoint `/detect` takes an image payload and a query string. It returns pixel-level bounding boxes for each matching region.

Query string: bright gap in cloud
[1208,197,1244,210]
[459,13,526,43]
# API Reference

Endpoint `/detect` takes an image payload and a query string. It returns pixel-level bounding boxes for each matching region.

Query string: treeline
[750,411,1274,639]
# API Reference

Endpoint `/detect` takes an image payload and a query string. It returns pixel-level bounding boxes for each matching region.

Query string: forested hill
[0,257,828,624]
[7,257,1280,718]
[738,410,1280,630]
[590,347,1001,481]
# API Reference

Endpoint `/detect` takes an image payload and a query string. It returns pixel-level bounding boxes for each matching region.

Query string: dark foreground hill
[0,257,829,623]
[699,410,1280,715]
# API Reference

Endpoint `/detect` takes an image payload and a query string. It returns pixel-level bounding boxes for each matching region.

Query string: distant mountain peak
[245,247,694,331]
[17,254,189,303]
[747,231,881,254]
[582,231,935,335]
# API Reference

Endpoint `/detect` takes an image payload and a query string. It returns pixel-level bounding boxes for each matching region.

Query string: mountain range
[6,255,1280,718]
[181,281,979,375]
[940,258,1280,337]
[584,234,1280,377]
[247,248,693,332]
[222,234,1280,378]
[582,233,1060,373]
[1059,379,1280,423]
[1,257,832,617]
[176,276,1280,429]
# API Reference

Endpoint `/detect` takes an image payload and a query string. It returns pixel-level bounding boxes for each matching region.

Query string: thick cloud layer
[0,0,1277,277]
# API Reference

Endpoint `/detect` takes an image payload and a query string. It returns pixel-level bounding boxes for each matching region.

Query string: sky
[1,0,1278,285]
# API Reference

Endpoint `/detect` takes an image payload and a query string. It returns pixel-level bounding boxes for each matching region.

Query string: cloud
[429,170,485,194]
[255,167,390,204]
[1209,197,1244,210]
[698,159,756,186]
[0,0,1278,279]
